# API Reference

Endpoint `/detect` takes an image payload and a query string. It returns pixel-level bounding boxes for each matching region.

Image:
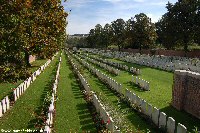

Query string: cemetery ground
[71,56,157,132]
[54,53,96,132]
[0,54,59,130]
[0,50,199,132]
[77,52,200,132]
[0,59,48,101]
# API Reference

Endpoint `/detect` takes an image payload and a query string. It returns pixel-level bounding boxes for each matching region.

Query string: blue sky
[62,0,177,35]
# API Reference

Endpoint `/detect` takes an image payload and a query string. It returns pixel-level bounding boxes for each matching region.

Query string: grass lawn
[0,59,48,101]
[72,54,157,132]
[80,53,200,132]
[54,53,96,133]
[0,54,59,130]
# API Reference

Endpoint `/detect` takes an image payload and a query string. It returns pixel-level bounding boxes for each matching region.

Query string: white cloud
[63,0,178,34]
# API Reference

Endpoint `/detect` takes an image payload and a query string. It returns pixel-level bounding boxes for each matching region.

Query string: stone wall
[172,70,200,119]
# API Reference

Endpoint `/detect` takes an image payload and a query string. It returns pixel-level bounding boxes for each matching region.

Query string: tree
[155,13,178,49]
[0,0,68,81]
[132,13,157,51]
[87,29,96,48]
[124,19,136,48]
[111,18,126,51]
[102,23,112,49]
[94,24,103,48]
[158,0,199,52]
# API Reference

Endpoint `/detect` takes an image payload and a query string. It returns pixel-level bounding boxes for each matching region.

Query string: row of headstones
[0,96,10,117]
[125,89,187,133]
[44,53,62,133]
[83,55,120,76]
[104,50,199,73]
[132,76,150,91]
[92,92,120,133]
[68,55,91,94]
[67,52,120,132]
[74,54,123,95]
[13,53,59,102]
[74,51,187,133]
[88,50,174,73]
[13,59,52,102]
[95,69,122,95]
[82,48,200,73]
[0,53,58,118]
[83,53,141,75]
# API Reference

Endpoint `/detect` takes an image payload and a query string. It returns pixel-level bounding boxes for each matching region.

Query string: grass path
[0,59,47,100]
[84,53,200,132]
[0,55,59,130]
[54,53,96,133]
[72,55,157,132]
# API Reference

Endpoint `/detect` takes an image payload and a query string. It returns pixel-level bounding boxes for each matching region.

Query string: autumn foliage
[0,0,68,82]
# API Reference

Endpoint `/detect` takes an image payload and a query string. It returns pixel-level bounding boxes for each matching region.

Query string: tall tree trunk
[139,44,142,54]
[25,50,31,67]
[183,36,189,57]
[118,44,121,51]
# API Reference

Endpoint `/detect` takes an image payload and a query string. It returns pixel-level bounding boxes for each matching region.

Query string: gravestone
[152,107,159,126]
[167,117,175,133]
[177,123,187,133]
[141,100,147,114]
[159,112,167,129]
[0,104,2,117]
[14,89,17,101]
[44,125,51,133]
[107,117,114,132]
[131,93,136,104]
[2,98,6,113]
[5,96,10,110]
[147,103,153,118]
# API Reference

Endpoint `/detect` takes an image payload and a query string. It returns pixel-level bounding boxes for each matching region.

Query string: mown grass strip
[85,53,200,132]
[0,59,48,101]
[54,53,96,133]
[0,54,59,130]
[72,54,157,133]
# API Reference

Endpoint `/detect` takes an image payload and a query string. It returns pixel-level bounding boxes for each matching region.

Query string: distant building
[68,34,89,38]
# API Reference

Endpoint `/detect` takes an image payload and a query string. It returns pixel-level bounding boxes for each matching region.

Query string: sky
[62,0,177,35]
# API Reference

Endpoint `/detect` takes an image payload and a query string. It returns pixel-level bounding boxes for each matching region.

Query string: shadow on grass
[160,105,200,132]
[66,54,97,132]
[84,65,159,132]
[27,57,59,129]
[119,61,173,74]
[124,81,144,92]
[76,103,96,131]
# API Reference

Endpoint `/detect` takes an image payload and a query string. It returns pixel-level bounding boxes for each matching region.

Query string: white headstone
[152,107,159,126]
[44,125,51,133]
[0,103,2,117]
[159,112,167,129]
[141,100,147,115]
[5,96,10,110]
[177,123,187,133]
[2,98,7,113]
[147,103,153,118]
[167,117,175,133]
[14,89,17,101]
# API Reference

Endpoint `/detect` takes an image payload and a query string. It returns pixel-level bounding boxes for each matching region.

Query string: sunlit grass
[83,53,200,132]
[0,59,48,101]
[0,54,59,130]
[72,54,157,132]
[54,53,96,133]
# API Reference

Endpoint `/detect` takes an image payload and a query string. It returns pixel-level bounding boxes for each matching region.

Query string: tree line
[0,0,68,82]
[86,0,200,52]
